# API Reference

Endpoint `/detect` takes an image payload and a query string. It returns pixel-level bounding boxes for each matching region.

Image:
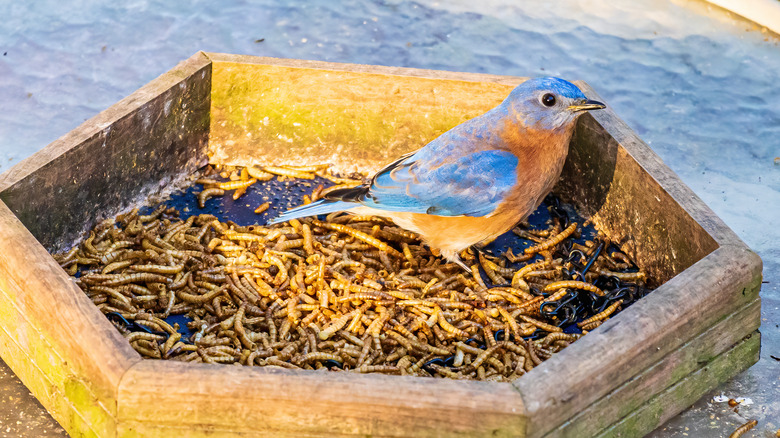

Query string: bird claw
[441,249,471,272]
[453,257,470,272]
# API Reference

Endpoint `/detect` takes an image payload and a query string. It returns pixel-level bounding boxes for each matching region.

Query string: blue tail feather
[267,200,354,225]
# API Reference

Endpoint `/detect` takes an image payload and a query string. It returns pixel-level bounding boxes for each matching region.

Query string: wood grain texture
[596,331,760,438]
[559,99,714,285]
[546,297,761,437]
[205,52,525,85]
[0,200,141,437]
[0,52,212,253]
[205,53,524,174]
[514,244,762,438]
[116,361,525,437]
[561,83,748,284]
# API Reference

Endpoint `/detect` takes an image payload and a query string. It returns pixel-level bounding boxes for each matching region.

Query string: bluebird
[269,77,605,269]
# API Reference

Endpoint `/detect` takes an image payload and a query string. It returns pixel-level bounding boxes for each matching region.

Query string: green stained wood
[116,360,526,437]
[0,277,111,438]
[595,331,760,438]
[207,58,519,173]
[546,297,761,437]
[558,99,720,285]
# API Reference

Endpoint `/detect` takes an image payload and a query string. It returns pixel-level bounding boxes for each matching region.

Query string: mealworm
[176,285,228,304]
[262,166,315,179]
[198,188,225,208]
[540,332,582,345]
[129,264,184,275]
[312,220,403,258]
[294,351,342,366]
[60,165,651,381]
[246,166,275,181]
[578,300,622,327]
[479,253,507,285]
[543,280,604,296]
[597,269,646,282]
[728,419,758,438]
[436,307,468,337]
[319,310,358,340]
[217,178,257,191]
[470,265,488,291]
[524,222,578,254]
[519,315,562,333]
[355,365,400,374]
[221,230,267,241]
[580,320,603,331]
[98,273,173,286]
[101,260,134,274]
[234,304,256,350]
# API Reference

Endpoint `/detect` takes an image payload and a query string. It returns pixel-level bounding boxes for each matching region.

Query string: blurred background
[0,0,778,436]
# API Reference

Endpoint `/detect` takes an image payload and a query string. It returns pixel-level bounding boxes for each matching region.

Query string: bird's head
[505,77,605,131]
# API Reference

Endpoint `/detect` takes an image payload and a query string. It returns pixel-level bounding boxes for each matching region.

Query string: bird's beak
[568,99,606,112]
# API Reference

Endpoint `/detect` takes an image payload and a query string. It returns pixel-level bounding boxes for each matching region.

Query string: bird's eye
[542,93,556,107]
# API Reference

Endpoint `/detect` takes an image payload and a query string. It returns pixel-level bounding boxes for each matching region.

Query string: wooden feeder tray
[0,53,762,437]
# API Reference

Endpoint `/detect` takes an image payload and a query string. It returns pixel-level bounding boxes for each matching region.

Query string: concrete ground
[0,1,778,436]
[0,359,65,437]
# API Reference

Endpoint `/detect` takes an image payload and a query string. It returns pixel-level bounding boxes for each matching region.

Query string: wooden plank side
[514,244,762,438]
[0,52,212,253]
[205,53,524,174]
[0,312,101,437]
[117,361,525,437]
[116,422,346,438]
[0,201,142,437]
[593,106,746,250]
[563,84,746,282]
[546,297,761,437]
[204,52,525,85]
[596,331,761,438]
[559,108,719,285]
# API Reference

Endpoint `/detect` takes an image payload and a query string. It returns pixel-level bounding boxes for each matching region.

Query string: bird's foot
[453,257,470,272]
[441,249,471,272]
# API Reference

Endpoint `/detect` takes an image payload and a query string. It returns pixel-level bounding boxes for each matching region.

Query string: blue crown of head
[510,77,587,101]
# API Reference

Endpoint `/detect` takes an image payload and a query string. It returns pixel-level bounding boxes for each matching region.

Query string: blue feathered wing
[268,147,518,224]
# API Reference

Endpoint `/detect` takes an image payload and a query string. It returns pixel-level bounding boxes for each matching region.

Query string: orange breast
[390,209,525,253]
[356,116,576,256]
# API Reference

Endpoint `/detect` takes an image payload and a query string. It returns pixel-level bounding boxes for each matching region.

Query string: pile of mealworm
[54,164,649,381]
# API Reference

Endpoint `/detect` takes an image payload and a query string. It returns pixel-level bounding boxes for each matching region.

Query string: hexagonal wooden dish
[0,52,762,437]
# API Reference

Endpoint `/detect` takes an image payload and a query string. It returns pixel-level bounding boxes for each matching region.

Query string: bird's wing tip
[263,199,352,226]
[265,213,293,225]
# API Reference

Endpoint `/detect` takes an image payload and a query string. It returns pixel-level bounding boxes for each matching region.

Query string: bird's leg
[441,249,471,272]
[453,257,470,272]
[469,244,492,260]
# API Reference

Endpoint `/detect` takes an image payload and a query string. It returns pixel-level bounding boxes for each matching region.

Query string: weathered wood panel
[515,244,762,438]
[578,86,746,250]
[559,90,722,285]
[596,331,760,438]
[0,52,212,253]
[116,361,525,437]
[0,200,142,437]
[547,297,761,437]
[206,52,523,174]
